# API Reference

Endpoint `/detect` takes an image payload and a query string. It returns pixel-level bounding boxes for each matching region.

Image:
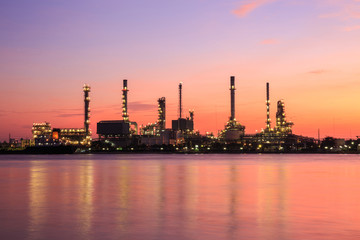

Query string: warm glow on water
[1,154,360,240]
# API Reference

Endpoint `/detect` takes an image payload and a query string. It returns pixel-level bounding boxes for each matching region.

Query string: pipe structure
[122,79,129,122]
[83,84,91,137]
[179,82,182,119]
[266,82,271,130]
[230,76,235,121]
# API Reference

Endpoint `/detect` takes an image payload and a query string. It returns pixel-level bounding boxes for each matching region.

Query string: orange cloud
[308,69,327,74]
[232,0,277,17]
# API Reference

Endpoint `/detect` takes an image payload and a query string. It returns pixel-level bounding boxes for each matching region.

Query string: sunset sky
[1,0,360,141]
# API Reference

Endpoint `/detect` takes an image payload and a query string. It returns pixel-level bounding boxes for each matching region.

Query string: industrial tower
[230,76,235,121]
[264,82,272,133]
[220,76,245,141]
[83,84,91,145]
[275,100,293,135]
[122,79,129,122]
[157,97,166,130]
[171,82,194,132]
[179,82,182,118]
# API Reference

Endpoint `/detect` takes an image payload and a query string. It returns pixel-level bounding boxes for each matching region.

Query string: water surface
[1,154,360,240]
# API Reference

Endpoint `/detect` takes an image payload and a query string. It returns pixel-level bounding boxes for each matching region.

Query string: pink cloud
[232,0,277,17]
[344,25,360,31]
[260,38,279,45]
[318,0,360,19]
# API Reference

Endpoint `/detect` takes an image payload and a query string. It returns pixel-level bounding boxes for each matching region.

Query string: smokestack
[179,82,182,119]
[122,79,129,122]
[230,76,235,121]
[83,84,91,137]
[266,82,271,130]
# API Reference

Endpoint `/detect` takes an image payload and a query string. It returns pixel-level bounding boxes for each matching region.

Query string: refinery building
[27,76,323,153]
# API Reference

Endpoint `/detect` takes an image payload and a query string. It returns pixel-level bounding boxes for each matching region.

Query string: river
[1,154,360,240]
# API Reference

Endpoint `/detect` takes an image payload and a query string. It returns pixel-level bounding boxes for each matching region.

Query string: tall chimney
[122,79,129,122]
[83,84,91,137]
[266,82,271,130]
[179,82,182,119]
[230,76,235,121]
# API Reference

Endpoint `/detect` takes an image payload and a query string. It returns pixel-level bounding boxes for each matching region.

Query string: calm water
[1,154,360,240]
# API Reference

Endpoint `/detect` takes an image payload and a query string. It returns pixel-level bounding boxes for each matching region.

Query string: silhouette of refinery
[4,76,360,153]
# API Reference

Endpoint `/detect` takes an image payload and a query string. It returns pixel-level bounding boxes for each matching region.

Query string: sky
[0,0,360,141]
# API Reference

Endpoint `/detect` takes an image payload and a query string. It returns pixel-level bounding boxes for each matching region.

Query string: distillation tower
[275,99,293,135]
[140,97,166,136]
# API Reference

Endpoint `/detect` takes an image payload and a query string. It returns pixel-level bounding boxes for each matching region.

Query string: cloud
[308,69,326,74]
[344,25,360,31]
[260,38,279,45]
[232,0,277,17]
[97,101,155,112]
[56,113,83,118]
[318,0,360,20]
[128,101,156,112]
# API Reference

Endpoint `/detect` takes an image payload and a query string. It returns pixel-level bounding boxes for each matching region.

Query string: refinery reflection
[2,155,357,240]
[256,161,288,240]
[23,157,294,239]
[116,162,129,232]
[27,160,95,239]
[28,161,48,240]
[78,160,94,236]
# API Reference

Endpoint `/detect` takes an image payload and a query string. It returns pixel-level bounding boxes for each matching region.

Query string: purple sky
[1,0,360,140]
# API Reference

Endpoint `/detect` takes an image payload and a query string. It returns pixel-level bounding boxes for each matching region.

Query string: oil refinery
[3,76,360,154]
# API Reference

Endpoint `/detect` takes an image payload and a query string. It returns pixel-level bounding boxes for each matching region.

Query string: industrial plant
[30,84,92,148]
[2,76,360,154]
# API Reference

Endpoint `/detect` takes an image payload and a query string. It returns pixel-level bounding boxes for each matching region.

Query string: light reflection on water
[1,154,360,239]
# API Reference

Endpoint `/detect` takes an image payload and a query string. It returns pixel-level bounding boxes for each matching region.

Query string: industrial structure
[264,82,272,133]
[31,85,91,147]
[219,76,245,142]
[22,75,360,154]
[121,79,138,134]
[140,97,166,136]
[32,122,53,146]
[171,82,194,132]
[96,79,137,147]
[96,80,177,147]
[83,84,91,145]
[258,82,294,137]
[275,100,293,135]
[122,79,129,122]
[157,97,166,131]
